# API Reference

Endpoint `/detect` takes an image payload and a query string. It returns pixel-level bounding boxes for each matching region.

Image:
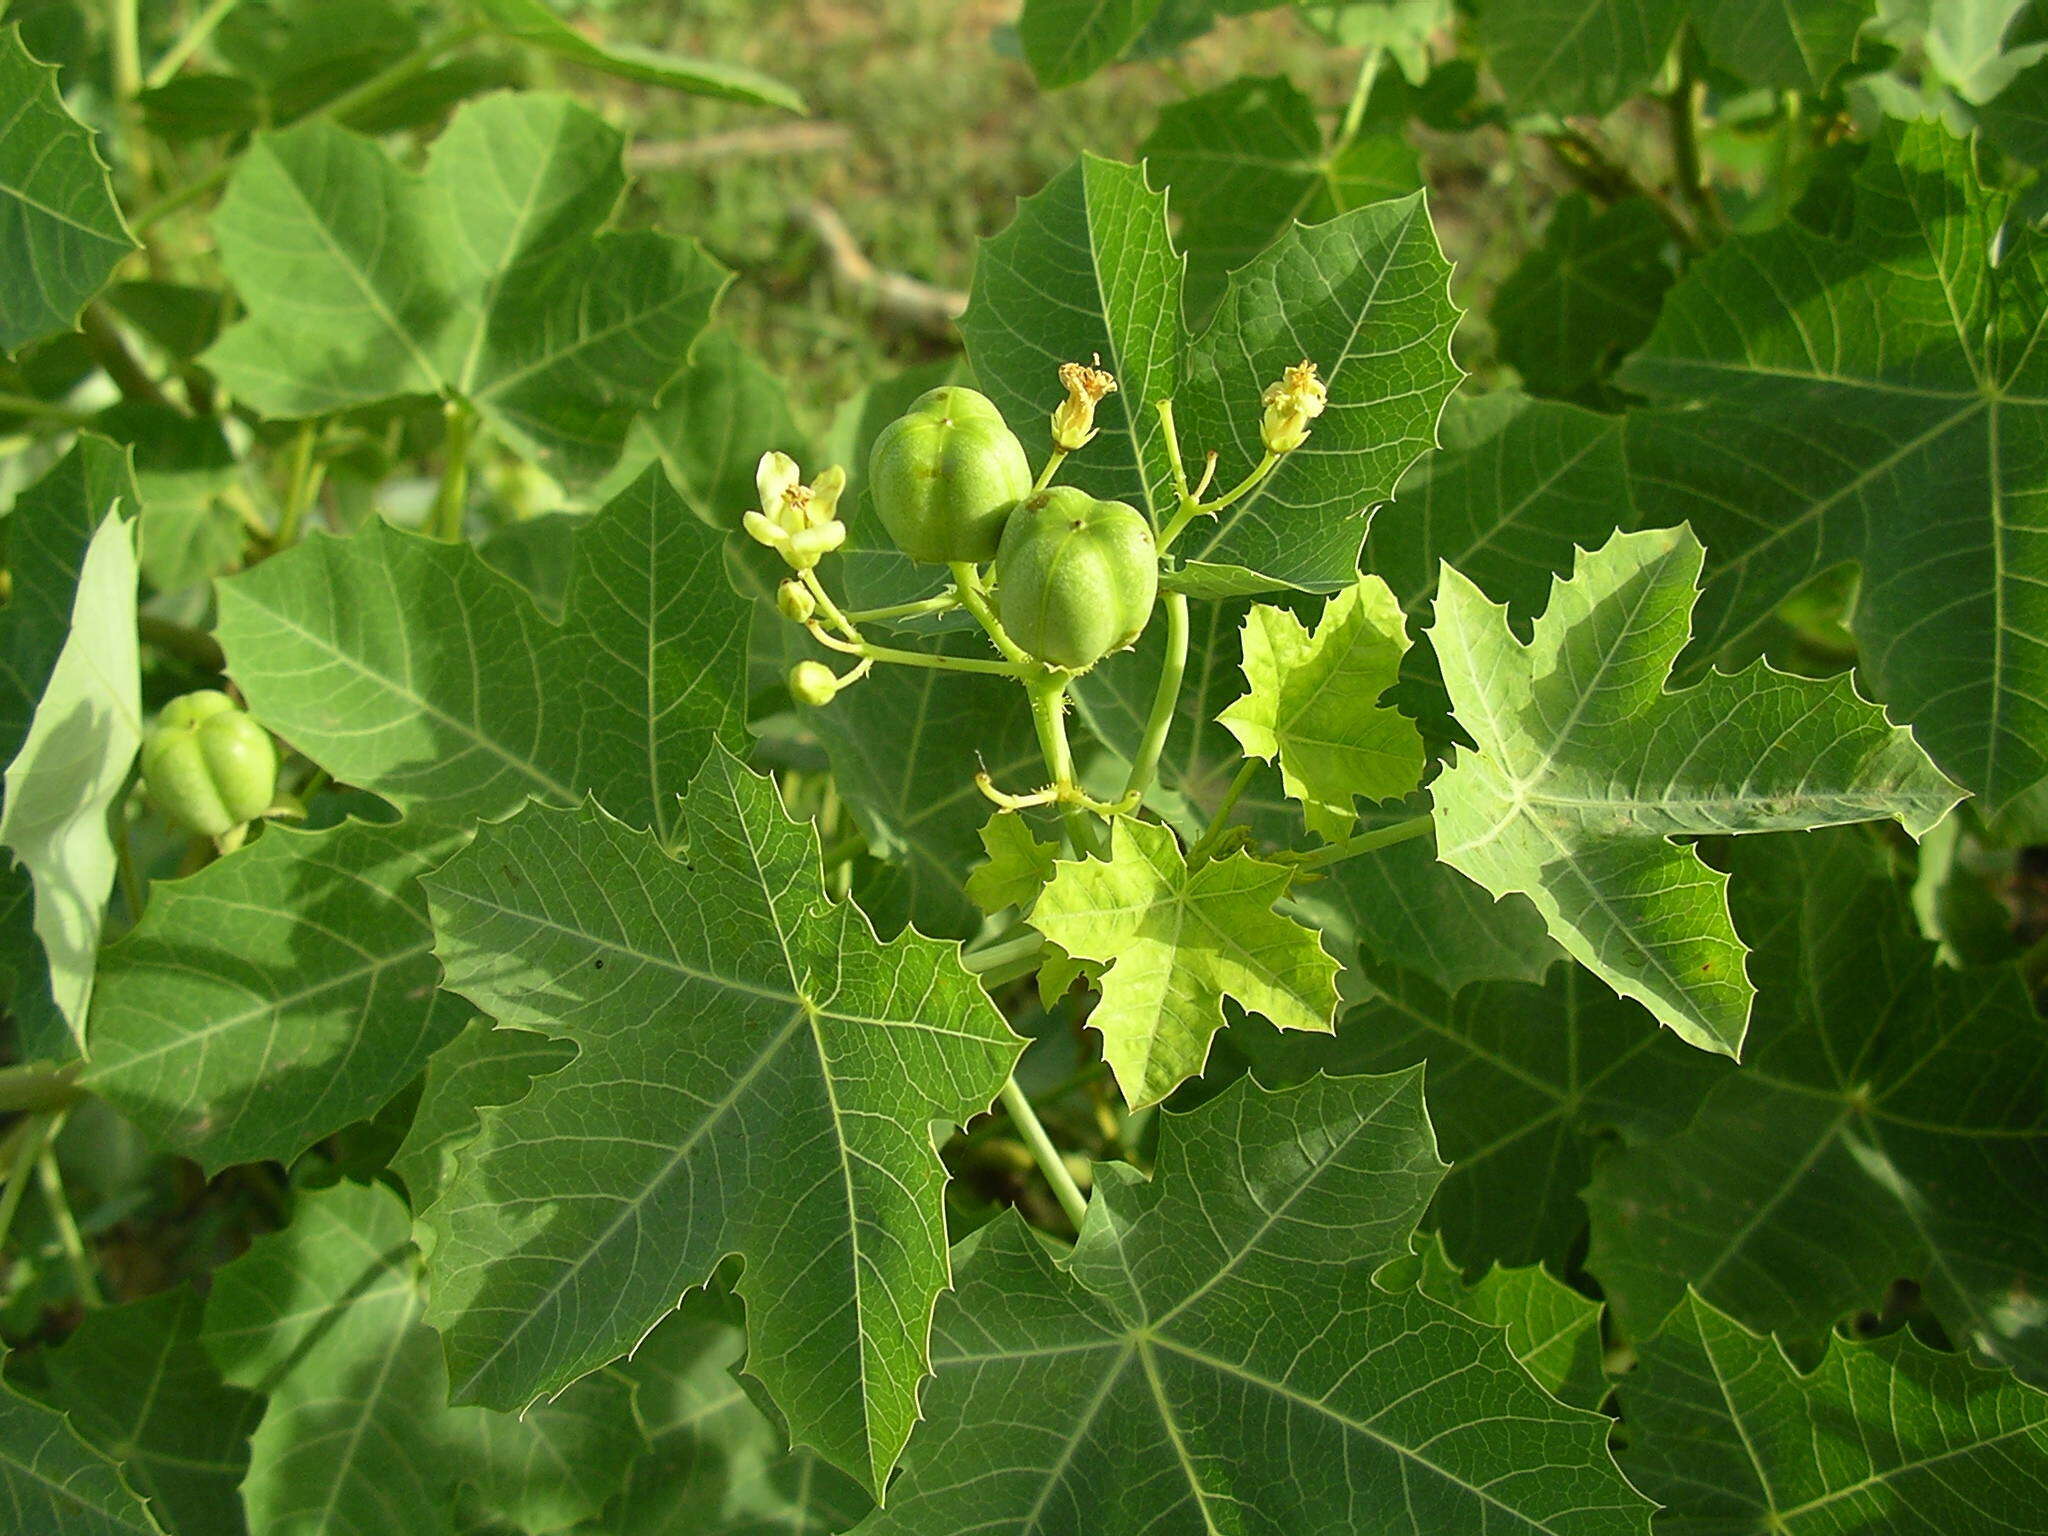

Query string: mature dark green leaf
[1618,120,2048,814]
[1139,73,1419,318]
[0,1368,161,1536]
[1586,829,2048,1383]
[1431,526,1959,1056]
[1017,0,1164,87]
[216,467,748,834]
[1033,818,1340,1107]
[88,818,471,1172]
[1493,196,1674,398]
[471,0,804,111]
[857,1073,1654,1535]
[1692,0,1875,91]
[204,94,726,486]
[1413,1237,1609,1411]
[43,1288,261,1536]
[1474,0,1685,114]
[1985,55,2048,161]
[591,1290,873,1536]
[419,750,1021,1494]
[1236,955,1727,1272]
[203,1180,641,1536]
[91,403,243,594]
[392,1019,574,1211]
[1620,1291,2048,1534]
[0,26,135,354]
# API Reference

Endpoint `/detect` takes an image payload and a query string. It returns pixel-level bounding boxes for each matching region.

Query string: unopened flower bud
[778,579,817,624]
[1258,359,1327,454]
[789,660,840,707]
[1051,360,1117,452]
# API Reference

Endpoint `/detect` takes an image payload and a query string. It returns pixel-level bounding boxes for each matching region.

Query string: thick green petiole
[1119,591,1189,810]
[999,1076,1088,1230]
[1282,813,1433,871]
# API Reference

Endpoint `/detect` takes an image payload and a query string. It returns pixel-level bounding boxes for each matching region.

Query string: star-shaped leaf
[0,26,135,353]
[966,811,1059,915]
[1587,828,2048,1383]
[203,92,726,485]
[418,748,1022,1495]
[391,1018,574,1211]
[87,817,473,1172]
[1619,1291,2048,1535]
[1412,1236,1609,1412]
[216,465,749,834]
[1219,574,1425,839]
[1032,817,1338,1108]
[855,1072,1654,1535]
[1429,525,1960,1057]
[0,1367,160,1536]
[1493,196,1675,399]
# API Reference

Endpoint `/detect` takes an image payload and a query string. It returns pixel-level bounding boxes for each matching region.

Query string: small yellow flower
[1259,360,1327,455]
[744,452,848,570]
[1051,359,1118,452]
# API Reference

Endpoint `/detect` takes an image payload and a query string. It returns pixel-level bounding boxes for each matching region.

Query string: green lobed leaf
[203,93,727,486]
[418,748,1022,1494]
[1219,574,1425,840]
[1016,0,1164,87]
[1690,0,1876,92]
[87,817,473,1173]
[1619,1291,2048,1534]
[0,26,136,354]
[1033,817,1339,1108]
[470,0,805,112]
[1492,196,1675,399]
[202,1180,641,1536]
[1430,525,1960,1057]
[392,1018,574,1212]
[1138,73,1419,319]
[1236,953,1728,1273]
[0,1367,162,1536]
[1474,0,1686,115]
[1,508,141,1054]
[1586,828,2048,1384]
[216,466,749,834]
[965,810,1060,915]
[1412,1236,1609,1411]
[855,1072,1654,1535]
[42,1288,262,1536]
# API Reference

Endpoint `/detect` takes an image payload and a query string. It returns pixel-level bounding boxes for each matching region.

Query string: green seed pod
[142,691,279,839]
[789,660,840,707]
[869,387,1032,564]
[993,487,1158,669]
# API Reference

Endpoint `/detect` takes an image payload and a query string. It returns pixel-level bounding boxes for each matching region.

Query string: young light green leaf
[1413,1236,1609,1411]
[966,811,1060,915]
[1219,574,1425,839]
[1139,73,1419,318]
[1176,191,1462,589]
[1617,120,2048,813]
[1587,828,2048,1384]
[203,93,726,485]
[1,508,141,1054]
[391,1019,574,1212]
[1017,0,1163,87]
[1237,954,1728,1273]
[1620,1291,2048,1535]
[856,1072,1654,1536]
[202,1180,641,1536]
[470,0,804,112]
[1032,818,1338,1108]
[1430,525,1960,1057]
[961,156,1185,528]
[1474,0,1685,114]
[418,748,1022,1495]
[42,1288,262,1536]
[87,817,472,1173]
[0,1368,162,1536]
[1493,196,1675,398]
[0,27,136,353]
[594,1291,872,1536]
[216,466,748,834]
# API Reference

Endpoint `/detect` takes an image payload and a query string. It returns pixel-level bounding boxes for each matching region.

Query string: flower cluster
[1259,359,1327,454]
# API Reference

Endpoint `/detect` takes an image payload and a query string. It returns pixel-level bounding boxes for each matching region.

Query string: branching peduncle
[949,562,1037,668]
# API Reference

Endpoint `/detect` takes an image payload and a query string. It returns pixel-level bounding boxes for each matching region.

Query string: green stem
[1185,757,1260,864]
[1199,451,1279,516]
[274,420,321,547]
[1284,813,1432,871]
[108,0,149,191]
[949,562,1036,667]
[811,628,1032,677]
[37,1146,101,1307]
[1032,448,1068,493]
[114,798,146,923]
[1028,673,1099,858]
[81,306,172,410]
[146,0,244,87]
[999,1077,1088,1230]
[0,393,94,426]
[1119,591,1188,808]
[840,592,960,624]
[0,1062,83,1116]
[1333,44,1383,150]
[0,1113,63,1257]
[138,615,225,671]
[1156,398,1189,500]
[961,929,1045,982]
[431,401,473,541]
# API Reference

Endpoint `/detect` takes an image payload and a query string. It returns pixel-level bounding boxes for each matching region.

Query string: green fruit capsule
[869,387,1032,564]
[142,690,278,839]
[993,487,1158,669]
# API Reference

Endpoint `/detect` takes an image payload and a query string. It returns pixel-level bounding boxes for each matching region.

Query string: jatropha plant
[4,2,2048,1533]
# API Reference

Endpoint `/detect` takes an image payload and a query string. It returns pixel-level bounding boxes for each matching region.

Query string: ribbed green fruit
[994,487,1158,669]
[869,386,1032,563]
[142,690,278,838]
